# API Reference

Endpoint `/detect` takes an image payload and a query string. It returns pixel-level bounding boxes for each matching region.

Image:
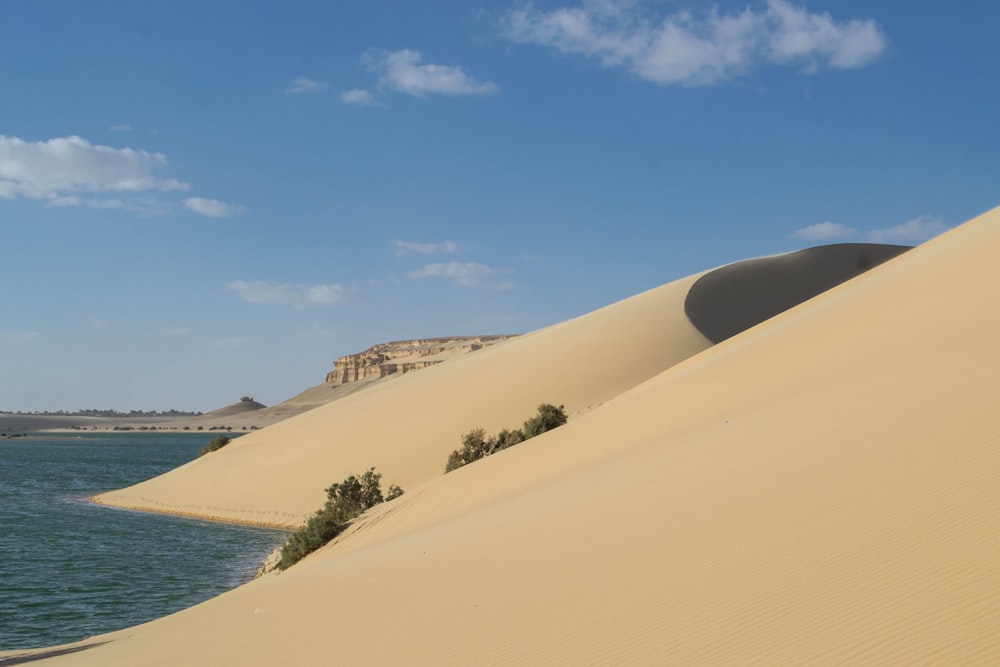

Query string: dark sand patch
[685,243,910,344]
[0,642,108,665]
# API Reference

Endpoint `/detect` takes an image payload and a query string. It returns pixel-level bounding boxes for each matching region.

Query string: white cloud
[501,0,887,86]
[393,239,459,256]
[183,197,246,218]
[287,77,328,94]
[766,0,887,69]
[340,89,378,106]
[408,262,512,289]
[109,123,133,132]
[49,196,116,209]
[0,135,189,203]
[865,215,949,244]
[364,49,500,97]
[227,280,356,308]
[44,195,169,216]
[791,221,857,241]
[792,215,951,245]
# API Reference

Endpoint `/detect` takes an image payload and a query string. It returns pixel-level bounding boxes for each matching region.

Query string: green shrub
[323,468,385,523]
[198,435,231,457]
[494,427,526,452]
[444,404,567,473]
[522,403,568,439]
[278,467,404,570]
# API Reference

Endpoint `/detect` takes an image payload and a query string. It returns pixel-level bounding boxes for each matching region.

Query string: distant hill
[198,398,267,420]
[1,337,515,432]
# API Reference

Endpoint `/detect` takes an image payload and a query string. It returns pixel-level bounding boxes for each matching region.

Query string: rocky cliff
[326,336,516,385]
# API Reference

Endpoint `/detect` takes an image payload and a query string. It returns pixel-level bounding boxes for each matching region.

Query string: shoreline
[87,494,297,532]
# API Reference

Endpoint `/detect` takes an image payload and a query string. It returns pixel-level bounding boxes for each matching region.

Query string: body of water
[0,431,288,650]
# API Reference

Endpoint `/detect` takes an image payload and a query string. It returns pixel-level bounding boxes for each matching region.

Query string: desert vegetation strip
[445,403,568,473]
[278,404,566,570]
[279,468,404,569]
[198,435,233,457]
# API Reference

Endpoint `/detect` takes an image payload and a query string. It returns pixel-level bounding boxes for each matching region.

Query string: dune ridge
[684,242,910,342]
[6,207,1000,664]
[93,273,713,527]
[91,242,909,529]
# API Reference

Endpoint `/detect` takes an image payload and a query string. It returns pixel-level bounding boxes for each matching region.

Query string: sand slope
[684,242,910,342]
[93,273,713,527]
[7,207,1000,665]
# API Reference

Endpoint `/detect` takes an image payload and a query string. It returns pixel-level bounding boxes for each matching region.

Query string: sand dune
[93,273,713,527]
[684,242,910,342]
[6,207,1000,665]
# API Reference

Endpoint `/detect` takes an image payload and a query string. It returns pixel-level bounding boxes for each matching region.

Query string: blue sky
[2,0,997,412]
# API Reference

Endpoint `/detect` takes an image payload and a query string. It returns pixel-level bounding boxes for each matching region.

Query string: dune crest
[684,242,910,342]
[93,273,713,527]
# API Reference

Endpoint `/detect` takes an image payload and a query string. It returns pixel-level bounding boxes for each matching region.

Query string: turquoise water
[0,432,288,650]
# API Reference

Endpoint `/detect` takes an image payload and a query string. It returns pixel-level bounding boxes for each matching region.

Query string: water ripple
[0,432,287,650]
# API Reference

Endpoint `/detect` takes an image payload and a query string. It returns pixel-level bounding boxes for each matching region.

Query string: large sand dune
[6,207,999,665]
[93,273,714,527]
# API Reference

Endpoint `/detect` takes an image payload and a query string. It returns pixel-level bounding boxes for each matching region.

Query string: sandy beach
[3,205,1000,665]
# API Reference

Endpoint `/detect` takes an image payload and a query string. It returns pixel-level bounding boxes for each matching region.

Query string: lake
[0,431,287,650]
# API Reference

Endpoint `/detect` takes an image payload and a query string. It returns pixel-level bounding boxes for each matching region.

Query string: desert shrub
[278,509,342,568]
[444,450,466,474]
[493,427,526,452]
[323,468,385,523]
[278,467,404,570]
[444,427,493,472]
[198,434,231,457]
[522,403,568,439]
[444,404,567,473]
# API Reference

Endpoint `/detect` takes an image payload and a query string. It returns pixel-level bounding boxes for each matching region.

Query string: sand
[91,273,714,527]
[3,207,999,665]
[684,242,910,342]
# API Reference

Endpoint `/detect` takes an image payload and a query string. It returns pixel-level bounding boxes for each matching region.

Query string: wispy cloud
[183,197,246,218]
[0,331,41,343]
[501,0,887,86]
[791,215,950,245]
[0,135,189,208]
[227,280,357,308]
[46,195,169,216]
[791,221,858,242]
[393,239,460,256]
[363,49,500,97]
[340,89,378,106]
[766,0,888,69]
[49,196,125,209]
[865,216,949,244]
[408,262,512,289]
[287,76,328,94]
[109,123,133,132]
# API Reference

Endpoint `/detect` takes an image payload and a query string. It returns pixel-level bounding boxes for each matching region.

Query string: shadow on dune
[684,243,911,344]
[0,642,109,665]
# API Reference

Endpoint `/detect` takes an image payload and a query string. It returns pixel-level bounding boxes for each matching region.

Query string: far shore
[0,410,273,435]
